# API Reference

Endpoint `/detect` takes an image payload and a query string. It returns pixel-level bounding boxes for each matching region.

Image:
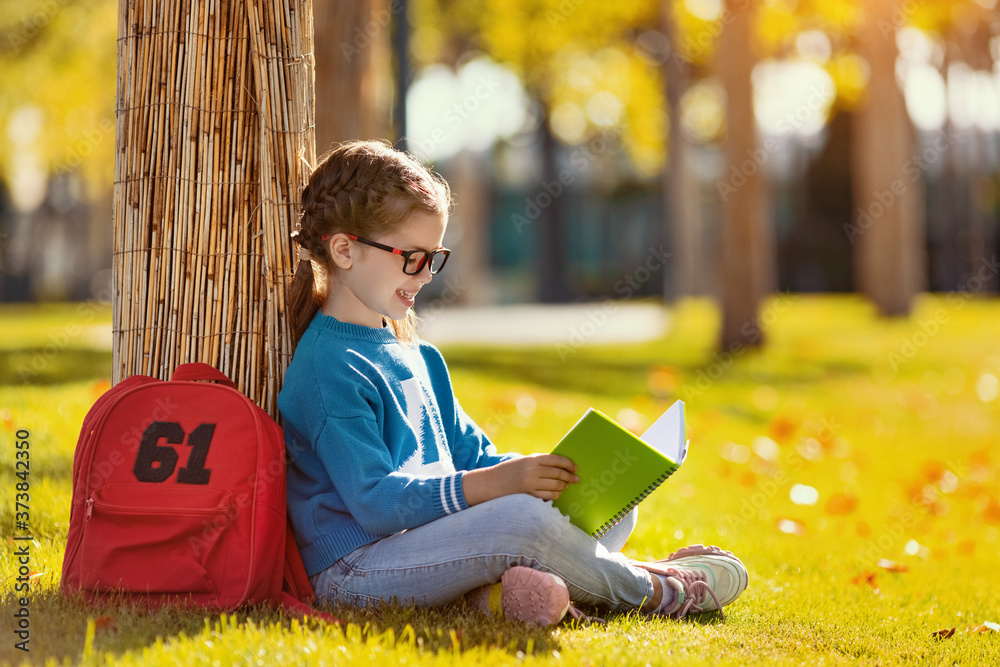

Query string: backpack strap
[280,522,342,624]
[170,363,237,389]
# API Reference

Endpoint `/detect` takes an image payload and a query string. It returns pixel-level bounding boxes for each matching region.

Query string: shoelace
[566,603,607,625]
[663,567,724,621]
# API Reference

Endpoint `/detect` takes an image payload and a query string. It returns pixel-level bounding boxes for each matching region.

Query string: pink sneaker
[467,566,571,627]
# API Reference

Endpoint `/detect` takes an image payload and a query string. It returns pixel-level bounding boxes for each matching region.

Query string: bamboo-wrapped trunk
[113,0,315,418]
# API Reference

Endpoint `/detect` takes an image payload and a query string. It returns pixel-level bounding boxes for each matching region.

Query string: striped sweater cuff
[439,471,469,515]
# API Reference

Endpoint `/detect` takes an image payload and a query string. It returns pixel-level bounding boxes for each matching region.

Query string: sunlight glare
[904,63,947,131]
[407,57,527,161]
[684,0,723,21]
[753,59,835,137]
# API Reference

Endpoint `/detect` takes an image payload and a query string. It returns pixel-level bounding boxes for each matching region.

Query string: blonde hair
[287,140,451,351]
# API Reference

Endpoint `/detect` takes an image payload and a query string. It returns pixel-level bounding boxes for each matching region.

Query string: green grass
[1,295,999,665]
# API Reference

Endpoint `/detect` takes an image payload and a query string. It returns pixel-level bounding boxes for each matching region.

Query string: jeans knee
[481,494,572,550]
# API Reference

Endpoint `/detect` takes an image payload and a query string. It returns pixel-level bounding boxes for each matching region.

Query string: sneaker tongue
[657,576,684,613]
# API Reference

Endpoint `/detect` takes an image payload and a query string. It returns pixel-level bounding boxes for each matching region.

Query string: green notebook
[550,400,688,538]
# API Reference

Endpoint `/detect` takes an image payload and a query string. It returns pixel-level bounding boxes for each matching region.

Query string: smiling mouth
[397,289,416,300]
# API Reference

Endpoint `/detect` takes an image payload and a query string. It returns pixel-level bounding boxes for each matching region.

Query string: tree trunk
[313,0,387,151]
[850,0,924,315]
[447,149,495,304]
[662,0,705,300]
[113,0,316,418]
[538,112,570,302]
[717,0,773,348]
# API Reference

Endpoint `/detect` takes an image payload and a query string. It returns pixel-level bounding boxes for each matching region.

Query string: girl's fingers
[532,478,569,493]
[538,466,579,484]
[533,454,577,472]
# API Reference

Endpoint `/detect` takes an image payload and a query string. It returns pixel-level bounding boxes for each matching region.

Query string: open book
[549,401,688,538]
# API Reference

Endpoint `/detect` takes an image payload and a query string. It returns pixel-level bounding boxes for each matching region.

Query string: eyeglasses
[321,233,451,275]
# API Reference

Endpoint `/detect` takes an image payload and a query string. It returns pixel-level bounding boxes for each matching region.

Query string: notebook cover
[550,408,679,536]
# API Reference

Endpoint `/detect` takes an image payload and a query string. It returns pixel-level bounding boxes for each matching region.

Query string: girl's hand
[462,454,579,506]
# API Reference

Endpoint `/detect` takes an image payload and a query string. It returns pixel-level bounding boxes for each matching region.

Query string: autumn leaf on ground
[824,492,859,515]
[876,559,909,573]
[850,571,879,594]
[966,621,1000,634]
[931,627,956,640]
[767,415,798,442]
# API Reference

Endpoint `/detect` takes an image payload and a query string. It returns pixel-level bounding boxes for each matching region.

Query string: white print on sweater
[398,376,454,477]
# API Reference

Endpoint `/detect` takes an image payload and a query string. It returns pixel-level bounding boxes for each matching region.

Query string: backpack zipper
[85,492,232,520]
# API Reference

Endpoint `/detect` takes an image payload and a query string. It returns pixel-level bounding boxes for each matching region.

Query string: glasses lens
[429,251,449,274]
[403,253,427,275]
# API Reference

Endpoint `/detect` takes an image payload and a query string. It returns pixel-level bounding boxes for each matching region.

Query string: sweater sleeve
[315,413,469,536]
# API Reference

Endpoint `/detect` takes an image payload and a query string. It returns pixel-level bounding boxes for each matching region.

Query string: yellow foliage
[0,0,118,189]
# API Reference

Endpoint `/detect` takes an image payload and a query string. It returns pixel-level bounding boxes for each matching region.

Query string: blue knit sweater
[277,310,515,576]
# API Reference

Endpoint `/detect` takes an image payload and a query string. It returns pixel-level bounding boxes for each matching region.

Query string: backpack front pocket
[78,483,235,596]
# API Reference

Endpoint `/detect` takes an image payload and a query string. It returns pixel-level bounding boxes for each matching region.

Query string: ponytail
[287,255,323,351]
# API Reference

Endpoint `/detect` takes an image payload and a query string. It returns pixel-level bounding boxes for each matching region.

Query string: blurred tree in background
[0,0,117,301]
[1,0,998,353]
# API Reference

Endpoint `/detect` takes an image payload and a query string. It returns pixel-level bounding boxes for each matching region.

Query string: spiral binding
[591,469,676,539]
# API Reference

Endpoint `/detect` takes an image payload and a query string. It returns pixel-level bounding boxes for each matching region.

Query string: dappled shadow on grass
[441,345,657,397]
[0,588,569,664]
[440,342,873,400]
[0,589,216,664]
[0,348,113,385]
[315,597,564,654]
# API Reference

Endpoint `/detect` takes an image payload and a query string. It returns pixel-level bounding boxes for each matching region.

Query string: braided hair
[288,140,451,350]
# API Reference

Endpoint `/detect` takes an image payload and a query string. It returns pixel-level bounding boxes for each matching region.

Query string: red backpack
[61,363,336,621]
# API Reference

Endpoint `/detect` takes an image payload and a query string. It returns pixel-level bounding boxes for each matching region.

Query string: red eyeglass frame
[320,233,451,275]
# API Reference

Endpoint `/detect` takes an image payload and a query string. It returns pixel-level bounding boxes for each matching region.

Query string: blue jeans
[309,494,653,613]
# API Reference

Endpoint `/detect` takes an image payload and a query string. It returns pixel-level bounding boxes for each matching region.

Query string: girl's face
[323,210,447,328]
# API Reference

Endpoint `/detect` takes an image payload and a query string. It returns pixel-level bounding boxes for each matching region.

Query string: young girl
[278,140,748,626]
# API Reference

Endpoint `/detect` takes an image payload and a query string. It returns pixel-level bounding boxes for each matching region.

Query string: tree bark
[850,1,925,315]
[113,0,315,417]
[717,0,773,348]
[313,0,387,151]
